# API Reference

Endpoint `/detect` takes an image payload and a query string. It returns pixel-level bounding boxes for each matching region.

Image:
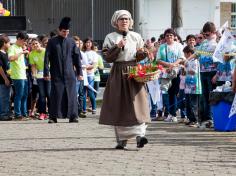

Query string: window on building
[231,3,236,28]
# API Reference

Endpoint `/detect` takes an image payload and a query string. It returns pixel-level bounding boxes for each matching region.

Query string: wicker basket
[133,70,160,83]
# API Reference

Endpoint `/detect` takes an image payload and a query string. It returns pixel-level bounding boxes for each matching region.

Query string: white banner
[218,21,228,35]
[213,29,235,63]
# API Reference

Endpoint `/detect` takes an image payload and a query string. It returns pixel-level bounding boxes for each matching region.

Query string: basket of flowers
[127,63,163,83]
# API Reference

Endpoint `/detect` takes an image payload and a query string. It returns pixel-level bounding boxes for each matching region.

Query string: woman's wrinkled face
[117,15,130,31]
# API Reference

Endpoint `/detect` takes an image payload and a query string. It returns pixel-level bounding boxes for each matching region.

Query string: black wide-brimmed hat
[59,17,71,30]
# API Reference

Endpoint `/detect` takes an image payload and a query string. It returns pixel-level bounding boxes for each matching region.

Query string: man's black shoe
[48,119,57,123]
[0,116,13,121]
[136,136,148,148]
[69,118,78,123]
[13,116,24,121]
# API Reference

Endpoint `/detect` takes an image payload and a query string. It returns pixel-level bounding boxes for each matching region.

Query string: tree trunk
[171,0,183,35]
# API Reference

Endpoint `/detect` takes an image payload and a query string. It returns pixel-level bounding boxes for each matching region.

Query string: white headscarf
[111,10,134,29]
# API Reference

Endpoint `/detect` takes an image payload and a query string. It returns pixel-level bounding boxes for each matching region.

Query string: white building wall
[136,0,220,40]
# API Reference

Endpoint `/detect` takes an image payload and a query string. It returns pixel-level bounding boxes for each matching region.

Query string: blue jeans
[94,81,100,98]
[158,94,169,117]
[200,72,216,122]
[37,79,51,113]
[12,79,28,117]
[83,76,96,112]
[168,76,180,117]
[178,89,186,118]
[0,84,11,117]
[76,80,84,114]
[185,94,199,122]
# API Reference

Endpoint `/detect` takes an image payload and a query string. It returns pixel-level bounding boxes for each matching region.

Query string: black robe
[44,35,82,119]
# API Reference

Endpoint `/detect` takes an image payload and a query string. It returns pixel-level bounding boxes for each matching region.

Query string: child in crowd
[183,46,202,127]
[186,34,197,48]
[0,35,12,121]
[29,38,50,120]
[177,67,187,123]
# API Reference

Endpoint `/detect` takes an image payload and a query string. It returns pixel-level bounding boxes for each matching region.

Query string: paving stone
[0,109,236,175]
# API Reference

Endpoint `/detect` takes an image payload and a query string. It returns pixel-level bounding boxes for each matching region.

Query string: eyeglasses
[118,18,129,21]
[197,37,203,39]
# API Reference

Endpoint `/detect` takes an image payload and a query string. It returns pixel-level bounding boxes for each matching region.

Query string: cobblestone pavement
[0,109,236,176]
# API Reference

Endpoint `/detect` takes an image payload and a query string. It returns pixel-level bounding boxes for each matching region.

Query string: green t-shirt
[29,49,46,78]
[94,55,104,82]
[8,44,26,79]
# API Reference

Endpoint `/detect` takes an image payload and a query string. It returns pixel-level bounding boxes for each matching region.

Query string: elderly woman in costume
[99,10,151,149]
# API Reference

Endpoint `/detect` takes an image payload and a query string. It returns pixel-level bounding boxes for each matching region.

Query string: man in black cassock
[44,17,83,123]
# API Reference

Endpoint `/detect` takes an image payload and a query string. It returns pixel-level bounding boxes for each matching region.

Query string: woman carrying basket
[99,10,151,149]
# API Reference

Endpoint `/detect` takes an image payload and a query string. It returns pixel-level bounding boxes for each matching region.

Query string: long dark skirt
[99,61,150,126]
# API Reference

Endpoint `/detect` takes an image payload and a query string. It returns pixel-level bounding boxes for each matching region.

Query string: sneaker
[87,107,92,112]
[79,112,87,118]
[156,116,166,121]
[39,113,45,120]
[178,118,189,123]
[205,120,214,128]
[199,121,209,129]
[92,110,96,115]
[29,111,35,117]
[44,114,48,120]
[164,115,173,122]
[188,122,199,127]
[172,116,178,122]
[13,116,24,121]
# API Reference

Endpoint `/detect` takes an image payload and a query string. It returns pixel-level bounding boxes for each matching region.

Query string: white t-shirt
[80,51,89,85]
[84,50,98,77]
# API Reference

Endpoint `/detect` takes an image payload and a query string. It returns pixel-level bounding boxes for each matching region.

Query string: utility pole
[171,0,183,36]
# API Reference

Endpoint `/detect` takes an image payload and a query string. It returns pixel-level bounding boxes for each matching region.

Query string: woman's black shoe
[136,136,148,148]
[115,140,127,150]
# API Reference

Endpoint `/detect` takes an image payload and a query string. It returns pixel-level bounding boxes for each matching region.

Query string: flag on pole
[212,29,235,63]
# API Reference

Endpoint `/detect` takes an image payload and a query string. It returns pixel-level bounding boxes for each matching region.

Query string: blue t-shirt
[156,42,184,63]
[195,39,217,72]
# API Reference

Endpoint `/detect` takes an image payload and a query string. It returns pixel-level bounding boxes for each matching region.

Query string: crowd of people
[1,10,236,149]
[145,22,236,129]
[0,17,103,122]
